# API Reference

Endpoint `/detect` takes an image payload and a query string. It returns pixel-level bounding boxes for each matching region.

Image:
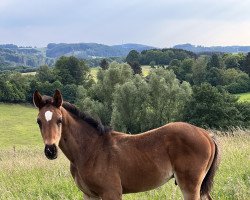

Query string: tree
[221,68,250,93]
[0,72,31,103]
[100,59,109,70]
[236,102,250,128]
[178,58,194,82]
[62,84,78,103]
[224,55,240,69]
[76,62,133,125]
[149,61,156,68]
[126,50,140,64]
[146,68,192,128]
[206,67,223,86]
[242,52,250,76]
[110,69,192,133]
[111,75,149,133]
[36,65,55,83]
[140,49,196,66]
[169,59,181,67]
[207,54,223,69]
[126,50,142,74]
[54,56,92,86]
[29,80,63,98]
[192,56,208,85]
[183,83,243,129]
[129,61,142,74]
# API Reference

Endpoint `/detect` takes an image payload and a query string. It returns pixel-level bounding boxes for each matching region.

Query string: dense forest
[0,47,250,132]
[46,43,154,58]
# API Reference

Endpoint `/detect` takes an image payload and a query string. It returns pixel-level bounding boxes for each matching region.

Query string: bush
[183,83,249,129]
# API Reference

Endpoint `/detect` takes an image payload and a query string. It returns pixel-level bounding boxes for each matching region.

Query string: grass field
[238,92,250,102]
[22,72,37,76]
[0,103,41,148]
[0,104,249,199]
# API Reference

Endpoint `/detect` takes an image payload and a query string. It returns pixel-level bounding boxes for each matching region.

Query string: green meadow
[0,103,41,148]
[0,104,249,199]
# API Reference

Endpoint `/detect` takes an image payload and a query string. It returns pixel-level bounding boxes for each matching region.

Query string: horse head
[33,90,63,160]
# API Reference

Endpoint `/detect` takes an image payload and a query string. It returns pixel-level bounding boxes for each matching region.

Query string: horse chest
[72,167,98,197]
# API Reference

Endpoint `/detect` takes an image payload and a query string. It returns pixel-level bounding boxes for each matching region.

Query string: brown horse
[33,90,219,200]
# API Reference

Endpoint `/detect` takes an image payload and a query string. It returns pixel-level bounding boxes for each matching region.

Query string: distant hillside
[0,45,54,70]
[46,43,155,58]
[2,42,250,70]
[173,43,250,53]
[0,42,154,70]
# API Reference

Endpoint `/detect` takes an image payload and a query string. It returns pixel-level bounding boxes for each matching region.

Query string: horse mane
[62,101,112,135]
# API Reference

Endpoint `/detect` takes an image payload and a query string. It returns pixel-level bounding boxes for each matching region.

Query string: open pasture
[0,104,249,199]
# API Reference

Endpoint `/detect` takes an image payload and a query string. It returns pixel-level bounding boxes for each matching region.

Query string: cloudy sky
[0,0,250,48]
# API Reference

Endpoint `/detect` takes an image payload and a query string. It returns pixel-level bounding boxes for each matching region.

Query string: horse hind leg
[180,186,201,200]
[201,193,212,200]
[174,172,202,200]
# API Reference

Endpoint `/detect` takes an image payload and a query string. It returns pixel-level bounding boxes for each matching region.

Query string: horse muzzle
[44,144,58,160]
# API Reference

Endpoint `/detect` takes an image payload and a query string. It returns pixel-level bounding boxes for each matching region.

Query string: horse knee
[83,194,101,200]
[182,190,200,200]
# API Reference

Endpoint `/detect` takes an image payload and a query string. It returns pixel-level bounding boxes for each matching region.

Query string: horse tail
[201,137,220,197]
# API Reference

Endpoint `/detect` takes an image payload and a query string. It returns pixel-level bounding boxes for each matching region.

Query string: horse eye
[37,119,42,128]
[57,118,63,125]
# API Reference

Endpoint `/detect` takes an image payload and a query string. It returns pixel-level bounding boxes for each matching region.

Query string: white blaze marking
[45,111,53,122]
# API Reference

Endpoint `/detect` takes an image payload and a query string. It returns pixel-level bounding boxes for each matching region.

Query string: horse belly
[122,163,173,193]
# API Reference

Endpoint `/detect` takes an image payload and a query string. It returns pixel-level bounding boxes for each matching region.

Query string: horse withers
[33,90,219,200]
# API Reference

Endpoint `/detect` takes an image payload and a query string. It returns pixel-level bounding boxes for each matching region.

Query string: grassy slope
[0,103,41,148]
[0,104,249,199]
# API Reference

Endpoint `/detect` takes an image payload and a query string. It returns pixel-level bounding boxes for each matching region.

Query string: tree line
[0,55,250,132]
[126,50,250,94]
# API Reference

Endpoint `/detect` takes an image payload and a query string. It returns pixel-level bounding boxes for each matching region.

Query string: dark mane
[62,102,112,135]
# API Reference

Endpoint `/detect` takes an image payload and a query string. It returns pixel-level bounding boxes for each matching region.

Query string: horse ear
[33,90,43,109]
[53,89,63,108]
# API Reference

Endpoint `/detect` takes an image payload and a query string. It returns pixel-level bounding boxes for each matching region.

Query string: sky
[0,0,250,48]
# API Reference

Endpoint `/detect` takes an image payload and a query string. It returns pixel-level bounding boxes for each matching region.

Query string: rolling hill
[0,43,155,69]
[1,42,250,70]
[45,43,155,58]
[173,43,250,53]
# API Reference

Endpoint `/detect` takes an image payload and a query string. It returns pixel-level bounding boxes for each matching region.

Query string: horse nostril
[44,144,58,160]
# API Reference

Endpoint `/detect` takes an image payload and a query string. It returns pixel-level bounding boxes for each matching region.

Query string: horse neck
[59,107,102,164]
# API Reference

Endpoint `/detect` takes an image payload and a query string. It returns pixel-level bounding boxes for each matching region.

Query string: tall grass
[0,133,249,200]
